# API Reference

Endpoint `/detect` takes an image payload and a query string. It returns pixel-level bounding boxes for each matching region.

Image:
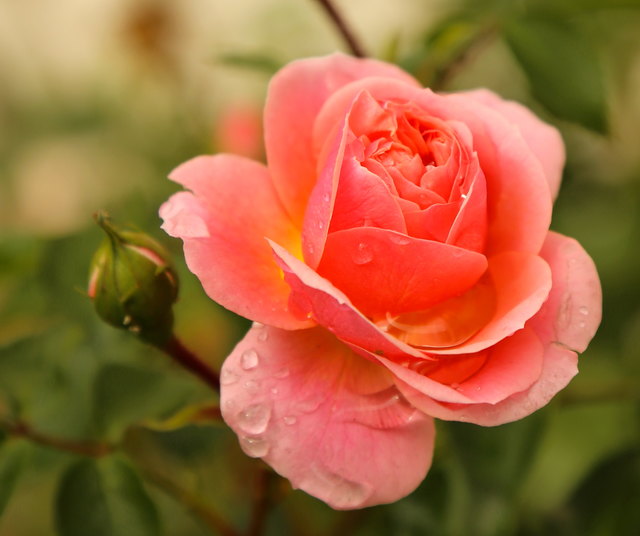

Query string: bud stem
[161,336,221,393]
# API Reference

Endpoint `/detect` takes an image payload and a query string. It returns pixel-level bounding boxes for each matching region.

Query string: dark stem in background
[314,0,367,58]
[247,467,273,536]
[2,419,113,458]
[161,335,221,393]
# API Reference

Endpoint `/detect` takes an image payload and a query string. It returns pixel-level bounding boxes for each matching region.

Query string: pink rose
[160,54,601,509]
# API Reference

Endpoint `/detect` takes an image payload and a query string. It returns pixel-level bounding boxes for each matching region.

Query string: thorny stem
[161,335,221,393]
[314,0,367,58]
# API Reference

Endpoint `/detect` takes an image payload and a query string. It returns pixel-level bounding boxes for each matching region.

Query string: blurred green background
[1,0,640,534]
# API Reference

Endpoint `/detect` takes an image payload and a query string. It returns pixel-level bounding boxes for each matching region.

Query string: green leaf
[92,363,197,440]
[55,456,160,536]
[0,440,28,517]
[504,17,608,132]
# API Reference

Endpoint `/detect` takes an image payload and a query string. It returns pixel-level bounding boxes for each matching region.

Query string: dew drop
[318,221,324,230]
[352,242,373,265]
[578,306,589,316]
[237,404,271,435]
[461,193,468,200]
[220,369,239,385]
[244,380,260,392]
[390,235,411,246]
[579,321,586,328]
[450,382,460,389]
[240,436,270,458]
[274,368,290,379]
[323,193,331,202]
[283,415,297,425]
[252,321,264,329]
[241,349,259,370]
[270,387,279,395]
[297,395,323,414]
[257,330,268,342]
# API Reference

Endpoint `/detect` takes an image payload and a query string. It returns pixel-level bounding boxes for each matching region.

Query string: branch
[314,0,367,58]
[2,419,113,458]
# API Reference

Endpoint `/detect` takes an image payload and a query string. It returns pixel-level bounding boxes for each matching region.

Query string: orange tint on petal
[385,280,495,348]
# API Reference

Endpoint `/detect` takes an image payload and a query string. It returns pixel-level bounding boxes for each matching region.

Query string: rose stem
[314,0,367,58]
[161,335,221,393]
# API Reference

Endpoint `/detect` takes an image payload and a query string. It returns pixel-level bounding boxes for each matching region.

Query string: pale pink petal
[391,232,600,426]
[395,340,576,426]
[269,240,426,359]
[463,89,565,200]
[431,252,552,355]
[265,53,420,226]
[317,227,488,317]
[220,324,435,510]
[373,327,543,406]
[314,79,552,254]
[528,231,602,353]
[161,155,310,329]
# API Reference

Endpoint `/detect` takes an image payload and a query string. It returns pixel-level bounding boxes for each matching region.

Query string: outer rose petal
[220,324,435,509]
[463,89,565,200]
[392,232,601,426]
[160,155,310,329]
[265,53,420,226]
[528,231,602,353]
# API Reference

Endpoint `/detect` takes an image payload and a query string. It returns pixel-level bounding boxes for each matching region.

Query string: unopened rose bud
[88,212,178,345]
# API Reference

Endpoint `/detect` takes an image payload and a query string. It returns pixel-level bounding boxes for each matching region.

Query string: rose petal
[269,240,426,359]
[220,324,436,510]
[317,227,488,317]
[432,252,552,355]
[528,231,602,353]
[265,53,420,227]
[161,155,309,329]
[463,89,565,200]
[314,78,552,254]
[395,338,576,426]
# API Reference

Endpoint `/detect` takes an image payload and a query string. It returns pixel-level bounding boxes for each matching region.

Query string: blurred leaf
[504,17,607,132]
[216,52,283,75]
[402,13,493,88]
[0,439,28,517]
[55,456,160,536]
[567,447,640,536]
[92,363,198,440]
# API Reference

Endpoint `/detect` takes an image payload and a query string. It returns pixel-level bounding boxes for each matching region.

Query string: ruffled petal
[160,155,309,329]
[314,78,552,254]
[463,89,565,200]
[265,53,420,226]
[528,231,602,353]
[269,240,426,359]
[220,324,436,510]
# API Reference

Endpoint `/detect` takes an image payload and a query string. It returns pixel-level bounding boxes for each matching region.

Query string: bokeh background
[1,0,640,534]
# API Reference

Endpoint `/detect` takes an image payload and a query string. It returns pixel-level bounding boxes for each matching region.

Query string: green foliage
[55,456,161,536]
[504,17,608,132]
[0,440,28,517]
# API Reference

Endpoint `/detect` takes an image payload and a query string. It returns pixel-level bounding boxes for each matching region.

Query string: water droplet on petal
[274,368,290,379]
[283,415,297,425]
[352,242,373,265]
[305,463,372,509]
[390,235,411,246]
[578,306,589,316]
[237,404,271,435]
[579,321,586,328]
[318,221,324,230]
[244,380,260,392]
[253,321,264,329]
[220,369,239,385]
[323,193,330,202]
[241,349,259,370]
[257,330,268,342]
[270,387,279,395]
[240,436,270,458]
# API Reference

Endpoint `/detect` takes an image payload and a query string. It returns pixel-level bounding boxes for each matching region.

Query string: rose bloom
[160,54,601,509]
